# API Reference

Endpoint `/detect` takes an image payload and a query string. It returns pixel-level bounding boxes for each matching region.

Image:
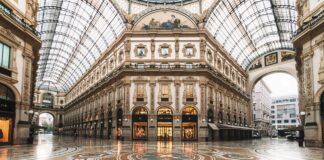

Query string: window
[271,106,274,109]
[290,113,296,118]
[161,47,169,56]
[271,111,275,113]
[161,84,169,101]
[185,47,193,56]
[42,93,54,108]
[291,119,296,123]
[0,2,12,14]
[185,84,194,101]
[161,63,169,69]
[284,120,289,123]
[137,47,145,56]
[0,42,11,69]
[277,120,282,123]
[136,84,144,101]
[271,120,275,124]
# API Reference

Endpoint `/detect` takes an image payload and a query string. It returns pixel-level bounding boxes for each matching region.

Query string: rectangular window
[277,120,282,123]
[284,120,289,123]
[271,120,275,124]
[0,42,10,69]
[291,119,296,123]
[161,84,168,98]
[186,84,193,101]
[137,84,144,98]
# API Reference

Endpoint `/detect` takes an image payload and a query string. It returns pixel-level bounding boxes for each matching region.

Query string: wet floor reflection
[0,134,323,160]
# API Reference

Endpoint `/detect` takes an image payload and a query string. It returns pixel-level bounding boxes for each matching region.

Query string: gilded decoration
[158,43,172,58]
[134,44,148,57]
[182,43,196,58]
[264,52,278,66]
[142,14,190,30]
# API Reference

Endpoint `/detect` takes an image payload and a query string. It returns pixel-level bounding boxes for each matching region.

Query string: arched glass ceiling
[36,0,125,92]
[206,0,297,69]
[136,0,194,4]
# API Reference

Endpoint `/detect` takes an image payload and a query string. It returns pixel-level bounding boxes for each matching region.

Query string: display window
[182,122,197,140]
[133,122,148,139]
[0,117,12,144]
[182,107,198,141]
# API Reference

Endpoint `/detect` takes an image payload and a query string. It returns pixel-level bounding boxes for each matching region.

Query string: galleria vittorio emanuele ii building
[0,0,324,159]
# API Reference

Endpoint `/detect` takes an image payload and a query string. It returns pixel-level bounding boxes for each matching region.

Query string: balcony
[0,2,38,35]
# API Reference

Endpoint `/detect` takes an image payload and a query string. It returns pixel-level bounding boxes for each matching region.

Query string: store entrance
[157,107,173,141]
[132,107,148,140]
[182,107,198,141]
[0,83,15,145]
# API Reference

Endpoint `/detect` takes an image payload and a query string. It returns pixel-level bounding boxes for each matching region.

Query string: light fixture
[300,111,306,116]
[202,119,206,122]
[28,110,34,114]
[124,118,128,122]
[150,119,154,122]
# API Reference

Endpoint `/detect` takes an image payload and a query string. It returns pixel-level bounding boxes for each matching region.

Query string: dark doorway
[116,108,123,140]
[108,111,113,139]
[207,108,214,141]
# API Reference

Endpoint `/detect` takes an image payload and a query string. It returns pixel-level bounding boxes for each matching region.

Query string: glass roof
[36,0,125,92]
[135,0,194,4]
[205,0,297,69]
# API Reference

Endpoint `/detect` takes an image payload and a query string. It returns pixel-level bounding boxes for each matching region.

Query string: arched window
[0,83,15,111]
[42,93,54,108]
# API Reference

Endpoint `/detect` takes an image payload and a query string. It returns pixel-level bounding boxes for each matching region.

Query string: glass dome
[135,0,195,4]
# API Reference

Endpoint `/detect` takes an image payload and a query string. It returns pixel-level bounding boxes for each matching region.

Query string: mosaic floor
[0,134,324,160]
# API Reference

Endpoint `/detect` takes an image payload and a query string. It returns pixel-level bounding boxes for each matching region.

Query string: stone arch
[0,81,21,102]
[248,67,297,95]
[131,105,150,114]
[314,86,324,103]
[155,106,175,115]
[180,105,200,115]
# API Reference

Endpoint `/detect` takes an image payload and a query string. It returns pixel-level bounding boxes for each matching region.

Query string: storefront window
[0,42,11,69]
[182,107,197,140]
[0,117,12,143]
[132,107,148,140]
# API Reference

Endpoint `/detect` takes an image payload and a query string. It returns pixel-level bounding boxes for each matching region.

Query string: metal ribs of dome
[135,0,195,4]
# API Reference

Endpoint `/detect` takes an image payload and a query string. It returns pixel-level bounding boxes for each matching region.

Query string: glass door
[157,125,172,141]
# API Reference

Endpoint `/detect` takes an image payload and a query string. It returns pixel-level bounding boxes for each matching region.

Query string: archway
[116,108,123,140]
[157,107,173,141]
[132,107,148,140]
[38,113,54,134]
[182,107,198,141]
[0,83,15,145]
[250,72,298,138]
[320,93,324,144]
[107,110,113,139]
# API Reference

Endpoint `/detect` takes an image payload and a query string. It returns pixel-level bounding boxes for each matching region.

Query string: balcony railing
[0,3,39,35]
[294,10,324,36]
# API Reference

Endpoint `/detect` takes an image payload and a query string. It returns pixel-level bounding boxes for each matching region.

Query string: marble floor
[0,134,324,160]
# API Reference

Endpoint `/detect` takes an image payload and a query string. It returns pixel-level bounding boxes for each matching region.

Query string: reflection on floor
[0,134,323,160]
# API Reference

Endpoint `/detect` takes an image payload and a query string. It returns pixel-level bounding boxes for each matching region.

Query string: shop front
[181,107,198,141]
[132,107,148,140]
[157,107,173,141]
[0,83,15,145]
[116,108,123,140]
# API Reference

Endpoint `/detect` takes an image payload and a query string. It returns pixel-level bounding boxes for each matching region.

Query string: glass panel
[0,43,3,66]
[2,45,10,69]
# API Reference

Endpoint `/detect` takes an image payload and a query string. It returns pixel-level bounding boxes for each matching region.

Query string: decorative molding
[182,43,197,58]
[158,43,172,58]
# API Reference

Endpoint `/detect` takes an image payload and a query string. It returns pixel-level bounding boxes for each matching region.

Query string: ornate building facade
[60,10,252,141]
[0,0,40,145]
[294,0,324,147]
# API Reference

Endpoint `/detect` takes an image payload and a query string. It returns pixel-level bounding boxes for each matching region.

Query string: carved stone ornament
[182,43,196,58]
[158,43,172,58]
[207,50,213,62]
[134,44,148,57]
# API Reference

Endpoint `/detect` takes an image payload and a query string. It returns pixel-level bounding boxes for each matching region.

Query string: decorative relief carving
[134,43,148,57]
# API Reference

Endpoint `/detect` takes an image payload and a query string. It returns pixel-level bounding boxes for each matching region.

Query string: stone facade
[293,0,324,147]
[252,80,271,136]
[59,9,252,141]
[0,0,40,145]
